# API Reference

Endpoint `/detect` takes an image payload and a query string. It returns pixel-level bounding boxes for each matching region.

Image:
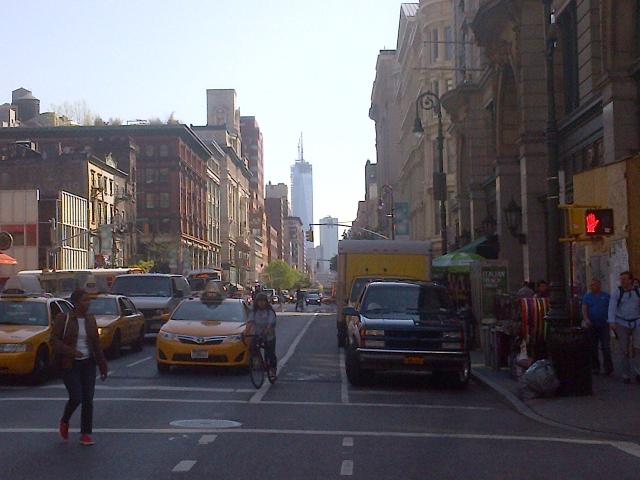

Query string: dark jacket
[51,312,108,375]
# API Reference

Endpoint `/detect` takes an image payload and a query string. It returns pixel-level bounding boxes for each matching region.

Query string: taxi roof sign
[1,275,44,296]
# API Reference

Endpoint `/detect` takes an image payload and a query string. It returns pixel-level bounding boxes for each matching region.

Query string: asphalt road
[1,305,639,479]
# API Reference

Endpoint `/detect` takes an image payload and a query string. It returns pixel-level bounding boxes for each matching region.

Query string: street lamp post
[413,91,447,254]
[542,0,568,324]
[379,184,395,240]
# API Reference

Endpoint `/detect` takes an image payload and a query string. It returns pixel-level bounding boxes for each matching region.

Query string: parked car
[343,281,470,388]
[111,274,191,333]
[87,294,146,358]
[305,293,322,306]
[0,277,73,383]
[156,297,250,373]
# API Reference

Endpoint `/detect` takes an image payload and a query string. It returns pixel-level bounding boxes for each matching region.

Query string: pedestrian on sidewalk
[51,289,108,445]
[535,280,550,299]
[517,281,535,299]
[581,278,613,375]
[608,271,640,384]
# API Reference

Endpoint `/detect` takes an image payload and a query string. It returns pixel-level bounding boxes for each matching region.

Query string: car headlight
[159,331,178,341]
[0,343,29,353]
[223,335,243,343]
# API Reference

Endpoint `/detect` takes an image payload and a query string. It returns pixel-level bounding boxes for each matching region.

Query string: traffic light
[305,228,314,242]
[585,209,614,235]
[567,207,587,236]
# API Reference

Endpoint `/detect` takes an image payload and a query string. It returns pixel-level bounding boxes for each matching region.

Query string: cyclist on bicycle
[247,292,277,368]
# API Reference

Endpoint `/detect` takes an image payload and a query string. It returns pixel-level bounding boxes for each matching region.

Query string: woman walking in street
[51,289,108,445]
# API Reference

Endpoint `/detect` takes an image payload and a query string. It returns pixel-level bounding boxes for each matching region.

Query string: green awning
[456,236,489,254]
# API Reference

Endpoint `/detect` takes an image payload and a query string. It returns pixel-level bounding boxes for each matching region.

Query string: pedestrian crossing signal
[305,229,314,242]
[585,209,614,235]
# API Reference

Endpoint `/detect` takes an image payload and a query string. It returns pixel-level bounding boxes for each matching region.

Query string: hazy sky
[2,0,403,226]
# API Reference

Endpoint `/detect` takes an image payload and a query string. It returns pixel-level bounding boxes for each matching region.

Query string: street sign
[0,232,13,251]
[585,209,614,235]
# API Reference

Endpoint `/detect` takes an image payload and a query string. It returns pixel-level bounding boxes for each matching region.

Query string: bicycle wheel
[249,351,265,389]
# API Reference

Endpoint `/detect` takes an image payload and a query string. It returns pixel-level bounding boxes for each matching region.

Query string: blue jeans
[61,358,96,434]
[590,325,613,373]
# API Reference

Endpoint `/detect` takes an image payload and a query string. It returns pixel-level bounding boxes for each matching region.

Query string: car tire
[131,327,145,352]
[447,358,471,389]
[345,342,368,386]
[157,361,170,374]
[30,346,50,385]
[107,331,122,359]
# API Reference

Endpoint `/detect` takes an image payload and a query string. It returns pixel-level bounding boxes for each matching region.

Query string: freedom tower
[290,134,314,268]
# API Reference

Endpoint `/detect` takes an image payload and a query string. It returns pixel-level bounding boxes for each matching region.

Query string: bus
[185,269,222,293]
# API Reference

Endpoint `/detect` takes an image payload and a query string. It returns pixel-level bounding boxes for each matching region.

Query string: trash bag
[522,359,559,398]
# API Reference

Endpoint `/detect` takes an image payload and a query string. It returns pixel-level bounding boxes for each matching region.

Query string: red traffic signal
[585,209,614,235]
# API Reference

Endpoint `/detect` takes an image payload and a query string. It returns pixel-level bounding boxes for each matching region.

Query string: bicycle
[244,333,277,388]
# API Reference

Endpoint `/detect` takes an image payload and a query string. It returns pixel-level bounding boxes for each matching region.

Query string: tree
[264,260,296,290]
[329,254,338,272]
[292,270,311,288]
[50,99,97,126]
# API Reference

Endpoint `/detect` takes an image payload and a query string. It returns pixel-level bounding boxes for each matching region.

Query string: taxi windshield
[0,301,49,326]
[112,277,172,297]
[88,298,119,316]
[171,300,246,322]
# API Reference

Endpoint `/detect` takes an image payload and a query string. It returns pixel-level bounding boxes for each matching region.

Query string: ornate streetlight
[378,184,395,240]
[413,91,447,254]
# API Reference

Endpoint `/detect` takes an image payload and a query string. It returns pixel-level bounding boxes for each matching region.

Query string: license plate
[191,349,209,359]
[404,356,424,365]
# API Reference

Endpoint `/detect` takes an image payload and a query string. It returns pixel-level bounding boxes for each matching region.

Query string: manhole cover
[170,419,242,429]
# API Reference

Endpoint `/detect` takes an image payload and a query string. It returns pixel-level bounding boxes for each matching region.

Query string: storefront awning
[456,235,499,259]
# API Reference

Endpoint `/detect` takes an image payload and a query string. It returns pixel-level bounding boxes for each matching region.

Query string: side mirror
[343,307,358,317]
[122,308,134,316]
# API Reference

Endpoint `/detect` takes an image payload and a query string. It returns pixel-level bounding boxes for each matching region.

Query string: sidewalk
[471,350,640,439]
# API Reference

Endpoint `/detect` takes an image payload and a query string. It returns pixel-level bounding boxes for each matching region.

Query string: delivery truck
[336,240,432,347]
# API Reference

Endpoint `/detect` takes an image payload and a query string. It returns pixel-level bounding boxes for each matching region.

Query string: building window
[159,144,169,157]
[432,28,439,61]
[145,168,157,183]
[109,179,113,196]
[444,26,454,60]
[559,1,579,113]
[146,193,156,209]
[160,218,171,233]
[158,168,169,183]
[91,171,96,187]
[160,193,170,208]
[145,145,154,157]
[446,78,454,91]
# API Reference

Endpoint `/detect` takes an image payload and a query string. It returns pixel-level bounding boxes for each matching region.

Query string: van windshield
[112,277,172,297]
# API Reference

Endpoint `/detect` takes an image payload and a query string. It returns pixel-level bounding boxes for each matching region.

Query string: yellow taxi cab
[156,294,250,373]
[0,278,73,382]
[87,294,146,358]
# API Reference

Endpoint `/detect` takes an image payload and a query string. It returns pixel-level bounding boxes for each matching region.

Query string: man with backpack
[608,271,640,384]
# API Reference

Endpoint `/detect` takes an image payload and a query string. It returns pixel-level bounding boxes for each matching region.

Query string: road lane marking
[249,314,317,403]
[41,385,237,393]
[126,356,152,368]
[0,396,493,410]
[4,426,638,455]
[339,350,349,404]
[198,434,218,445]
[342,437,354,447]
[172,460,197,472]
[340,460,354,476]
[610,441,640,459]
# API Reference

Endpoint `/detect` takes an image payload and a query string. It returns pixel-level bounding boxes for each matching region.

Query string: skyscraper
[290,135,314,264]
[319,216,339,270]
